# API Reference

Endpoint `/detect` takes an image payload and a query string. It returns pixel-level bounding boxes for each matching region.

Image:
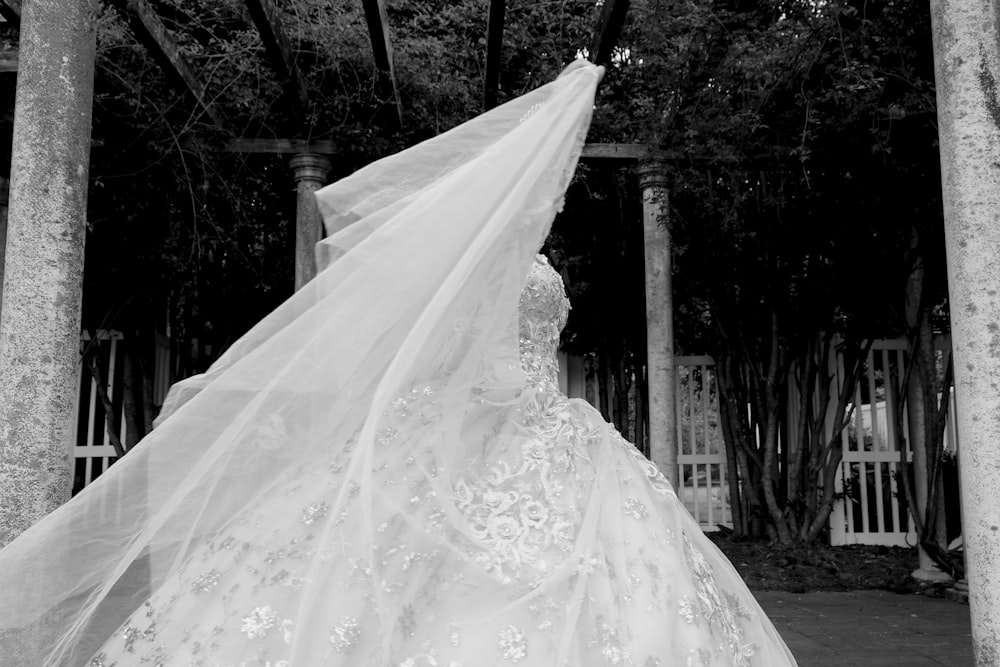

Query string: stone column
[929,0,1000,661]
[0,0,99,547]
[637,158,677,488]
[289,153,331,291]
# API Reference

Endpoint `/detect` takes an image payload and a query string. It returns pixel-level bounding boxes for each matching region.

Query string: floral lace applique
[498,625,529,663]
[588,615,627,665]
[452,386,593,582]
[329,617,361,653]
[682,533,758,667]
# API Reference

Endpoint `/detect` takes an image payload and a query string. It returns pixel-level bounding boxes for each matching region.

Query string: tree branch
[110,0,227,130]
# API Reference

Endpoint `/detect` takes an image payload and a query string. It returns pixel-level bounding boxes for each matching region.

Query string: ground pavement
[756,590,973,666]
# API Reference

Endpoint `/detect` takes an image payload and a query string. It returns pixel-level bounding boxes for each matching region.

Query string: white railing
[828,341,915,546]
[74,330,172,494]
[74,330,126,494]
[675,356,731,531]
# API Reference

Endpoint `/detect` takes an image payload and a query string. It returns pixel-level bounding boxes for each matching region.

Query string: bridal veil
[0,61,603,665]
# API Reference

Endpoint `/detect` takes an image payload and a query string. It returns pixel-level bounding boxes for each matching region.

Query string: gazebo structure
[0,0,678,542]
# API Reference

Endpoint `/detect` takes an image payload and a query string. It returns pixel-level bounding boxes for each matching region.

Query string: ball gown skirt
[86,258,796,667]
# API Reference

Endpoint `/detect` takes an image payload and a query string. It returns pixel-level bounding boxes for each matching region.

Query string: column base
[911,567,954,584]
[944,578,969,604]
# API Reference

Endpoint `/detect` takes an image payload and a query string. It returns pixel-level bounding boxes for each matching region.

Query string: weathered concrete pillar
[637,157,677,489]
[289,153,331,291]
[929,0,1000,662]
[0,0,99,547]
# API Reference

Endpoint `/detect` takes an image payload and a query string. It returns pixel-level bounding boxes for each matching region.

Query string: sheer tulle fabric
[0,60,598,665]
[0,60,796,666]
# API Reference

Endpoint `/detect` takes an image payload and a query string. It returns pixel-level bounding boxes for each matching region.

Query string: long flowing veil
[0,61,603,665]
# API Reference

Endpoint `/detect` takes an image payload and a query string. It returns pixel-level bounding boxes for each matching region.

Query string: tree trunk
[611,348,629,434]
[719,377,746,538]
[121,347,141,450]
[803,340,870,542]
[717,350,765,537]
[597,352,612,422]
[790,334,828,539]
[759,310,792,543]
[584,354,598,409]
[634,362,647,458]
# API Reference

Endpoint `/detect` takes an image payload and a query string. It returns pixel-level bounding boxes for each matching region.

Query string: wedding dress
[0,61,796,667]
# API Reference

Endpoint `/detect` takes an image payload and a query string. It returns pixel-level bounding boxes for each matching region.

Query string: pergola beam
[110,0,226,129]
[221,138,337,154]
[243,0,309,113]
[483,0,506,110]
[215,139,667,162]
[0,0,20,25]
[0,50,16,73]
[361,0,403,127]
[582,142,654,160]
[589,0,630,66]
[219,139,660,160]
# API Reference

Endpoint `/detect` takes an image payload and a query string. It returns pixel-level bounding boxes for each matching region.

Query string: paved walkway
[756,590,973,666]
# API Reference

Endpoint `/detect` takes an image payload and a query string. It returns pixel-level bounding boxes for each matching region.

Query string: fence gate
[828,340,916,546]
[74,330,172,495]
[675,356,731,531]
[74,330,126,495]
[560,353,733,532]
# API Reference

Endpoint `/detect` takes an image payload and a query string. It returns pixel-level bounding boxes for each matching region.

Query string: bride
[0,61,796,666]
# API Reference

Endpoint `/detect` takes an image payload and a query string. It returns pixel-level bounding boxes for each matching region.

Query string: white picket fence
[81,335,953,545]
[74,330,126,494]
[560,352,731,532]
[824,341,916,546]
[819,339,958,546]
[73,330,171,494]
[675,356,731,530]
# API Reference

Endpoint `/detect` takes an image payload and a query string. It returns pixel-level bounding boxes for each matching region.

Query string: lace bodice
[518,254,569,385]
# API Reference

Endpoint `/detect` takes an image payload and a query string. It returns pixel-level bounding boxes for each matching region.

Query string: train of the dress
[87,381,795,666]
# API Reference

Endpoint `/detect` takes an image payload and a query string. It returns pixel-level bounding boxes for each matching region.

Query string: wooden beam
[0,51,16,73]
[0,0,20,25]
[483,0,506,111]
[581,143,654,160]
[361,0,403,127]
[217,140,658,160]
[589,0,630,66]
[221,138,337,154]
[243,0,309,113]
[111,0,226,129]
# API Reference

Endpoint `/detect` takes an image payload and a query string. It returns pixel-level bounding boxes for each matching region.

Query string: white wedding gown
[0,61,795,667]
[83,256,794,667]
